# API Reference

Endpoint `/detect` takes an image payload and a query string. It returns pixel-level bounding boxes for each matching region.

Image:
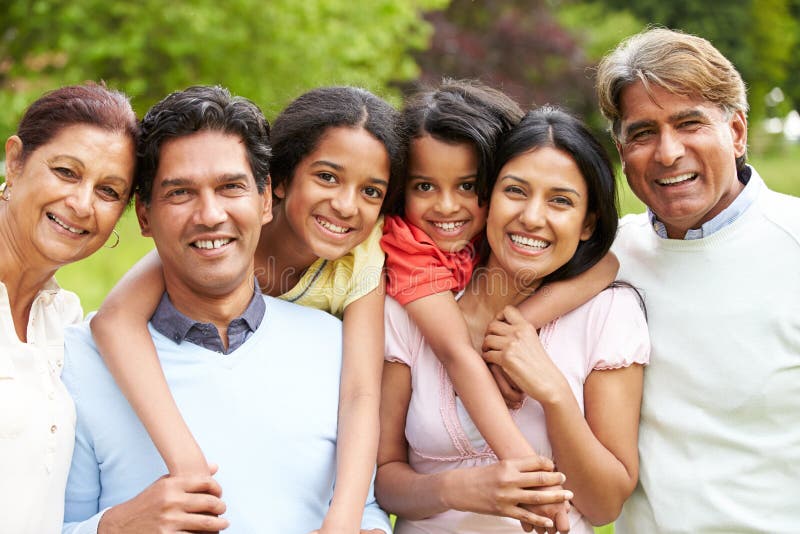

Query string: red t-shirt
[381,215,481,305]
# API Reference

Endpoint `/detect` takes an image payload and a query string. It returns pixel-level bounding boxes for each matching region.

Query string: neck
[256,203,318,296]
[458,257,542,344]
[0,209,60,341]
[164,273,255,347]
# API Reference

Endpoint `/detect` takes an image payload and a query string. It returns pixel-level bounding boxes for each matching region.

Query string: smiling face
[616,81,747,238]
[486,146,595,288]
[136,130,271,300]
[274,126,390,262]
[3,124,135,269]
[403,135,487,253]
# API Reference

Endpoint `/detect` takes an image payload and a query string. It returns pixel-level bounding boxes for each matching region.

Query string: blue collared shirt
[649,165,762,239]
[150,288,265,354]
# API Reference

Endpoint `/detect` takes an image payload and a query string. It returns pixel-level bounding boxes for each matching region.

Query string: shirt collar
[150,282,265,352]
[649,165,762,240]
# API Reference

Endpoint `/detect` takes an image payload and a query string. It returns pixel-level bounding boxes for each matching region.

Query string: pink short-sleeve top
[384,287,650,534]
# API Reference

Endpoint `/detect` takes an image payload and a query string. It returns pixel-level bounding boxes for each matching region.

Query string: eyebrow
[624,109,709,138]
[408,173,478,182]
[312,160,389,188]
[160,173,249,188]
[50,154,129,184]
[500,175,581,196]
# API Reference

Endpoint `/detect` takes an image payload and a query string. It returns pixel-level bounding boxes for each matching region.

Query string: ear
[614,139,627,174]
[729,110,748,159]
[135,195,153,237]
[580,211,597,241]
[261,181,273,226]
[273,178,286,200]
[4,136,24,184]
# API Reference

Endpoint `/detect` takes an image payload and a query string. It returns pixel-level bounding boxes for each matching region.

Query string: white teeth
[656,173,696,185]
[510,234,549,249]
[317,217,349,234]
[48,213,87,235]
[433,221,466,232]
[193,238,232,250]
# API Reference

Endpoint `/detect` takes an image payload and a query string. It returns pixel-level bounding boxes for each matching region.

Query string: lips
[430,220,467,233]
[315,216,352,235]
[655,172,697,186]
[191,238,233,250]
[509,233,550,250]
[47,213,89,235]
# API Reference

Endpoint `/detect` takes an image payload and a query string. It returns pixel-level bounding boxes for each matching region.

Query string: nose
[64,183,93,218]
[330,187,358,218]
[195,191,228,227]
[655,128,684,167]
[434,190,459,216]
[518,197,545,230]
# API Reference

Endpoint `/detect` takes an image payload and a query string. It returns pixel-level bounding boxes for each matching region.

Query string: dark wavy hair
[385,79,524,215]
[136,85,271,203]
[269,86,401,212]
[491,106,618,285]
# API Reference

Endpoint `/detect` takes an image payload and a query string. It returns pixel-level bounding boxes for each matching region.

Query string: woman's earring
[0,182,9,201]
[104,229,120,249]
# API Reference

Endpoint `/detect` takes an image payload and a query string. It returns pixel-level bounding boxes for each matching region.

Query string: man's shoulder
[261,295,342,332]
[62,317,116,400]
[613,212,652,251]
[759,187,800,244]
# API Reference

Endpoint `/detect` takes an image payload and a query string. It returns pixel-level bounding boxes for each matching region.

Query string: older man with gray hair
[596,28,800,533]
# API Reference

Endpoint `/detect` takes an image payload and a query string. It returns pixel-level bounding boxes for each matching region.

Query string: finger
[178,474,224,498]
[515,488,574,506]
[176,511,230,532]
[518,470,567,489]
[482,348,502,365]
[509,505,555,530]
[502,305,527,325]
[554,508,571,532]
[481,333,508,353]
[510,455,556,473]
[490,365,525,405]
[485,318,514,337]
[183,493,227,515]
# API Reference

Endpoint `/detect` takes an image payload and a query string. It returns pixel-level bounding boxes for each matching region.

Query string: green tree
[0,0,447,141]
[592,0,799,118]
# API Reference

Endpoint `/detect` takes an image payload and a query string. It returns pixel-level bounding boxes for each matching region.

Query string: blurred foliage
[0,0,447,139]
[593,0,800,119]
[410,0,599,121]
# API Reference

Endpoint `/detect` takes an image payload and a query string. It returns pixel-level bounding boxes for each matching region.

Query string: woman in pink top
[377,107,649,534]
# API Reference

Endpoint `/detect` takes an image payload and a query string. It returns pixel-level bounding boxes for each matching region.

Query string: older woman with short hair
[0,83,138,533]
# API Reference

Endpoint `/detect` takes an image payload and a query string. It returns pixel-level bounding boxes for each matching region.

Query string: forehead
[619,81,722,123]
[499,147,587,192]
[155,130,250,182]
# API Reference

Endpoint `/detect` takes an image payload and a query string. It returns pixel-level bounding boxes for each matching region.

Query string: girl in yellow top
[92,86,400,534]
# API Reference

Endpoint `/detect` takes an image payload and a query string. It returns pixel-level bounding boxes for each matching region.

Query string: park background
[2,2,799,531]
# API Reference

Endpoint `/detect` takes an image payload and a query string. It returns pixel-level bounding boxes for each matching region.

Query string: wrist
[435,469,460,512]
[538,377,572,410]
[321,506,360,533]
[97,506,120,534]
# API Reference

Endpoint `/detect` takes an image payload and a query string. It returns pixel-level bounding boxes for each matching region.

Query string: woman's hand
[440,456,572,531]
[483,306,570,407]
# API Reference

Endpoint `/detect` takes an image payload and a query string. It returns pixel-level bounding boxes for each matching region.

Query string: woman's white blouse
[1,279,82,534]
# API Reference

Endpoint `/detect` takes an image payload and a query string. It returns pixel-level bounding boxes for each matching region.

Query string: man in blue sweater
[61,86,390,534]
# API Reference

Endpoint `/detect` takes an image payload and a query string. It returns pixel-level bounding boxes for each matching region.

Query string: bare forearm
[408,295,535,459]
[518,252,619,328]
[541,387,636,524]
[91,251,207,475]
[326,392,381,530]
[375,462,450,520]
